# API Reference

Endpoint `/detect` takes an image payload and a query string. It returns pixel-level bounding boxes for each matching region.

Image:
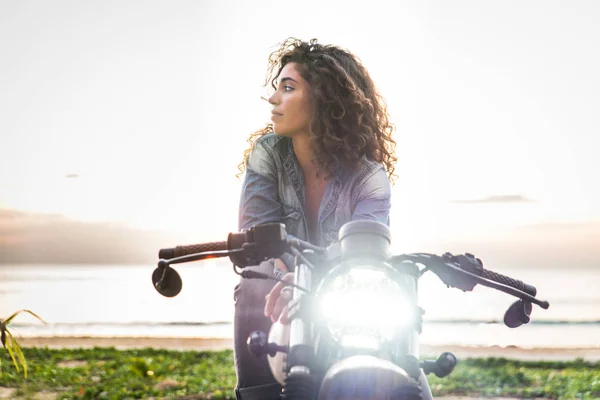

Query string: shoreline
[17,336,600,361]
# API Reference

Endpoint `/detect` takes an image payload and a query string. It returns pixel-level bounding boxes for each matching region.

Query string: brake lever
[422,254,549,309]
[414,253,478,292]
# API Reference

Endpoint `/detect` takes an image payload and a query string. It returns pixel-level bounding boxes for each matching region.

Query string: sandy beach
[17,336,600,361]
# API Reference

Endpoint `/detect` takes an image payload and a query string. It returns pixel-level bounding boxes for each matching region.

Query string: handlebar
[390,253,548,309]
[481,269,536,297]
[158,241,228,259]
[155,223,548,310]
[439,252,538,297]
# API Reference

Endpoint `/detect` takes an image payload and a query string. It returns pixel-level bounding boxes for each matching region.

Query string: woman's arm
[238,139,296,276]
[238,140,282,231]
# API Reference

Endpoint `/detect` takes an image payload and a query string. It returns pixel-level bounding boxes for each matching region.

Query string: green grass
[0,347,236,399]
[0,348,599,399]
[427,357,600,399]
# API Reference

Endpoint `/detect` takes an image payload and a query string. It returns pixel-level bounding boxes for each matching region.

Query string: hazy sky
[1,0,599,253]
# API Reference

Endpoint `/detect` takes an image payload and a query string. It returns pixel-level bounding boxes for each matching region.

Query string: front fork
[245,257,317,398]
[256,256,320,399]
[285,257,314,372]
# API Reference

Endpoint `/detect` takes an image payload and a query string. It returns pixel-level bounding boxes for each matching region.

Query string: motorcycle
[152,220,550,399]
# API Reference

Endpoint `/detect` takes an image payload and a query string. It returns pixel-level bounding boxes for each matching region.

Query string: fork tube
[288,261,312,371]
[407,274,420,360]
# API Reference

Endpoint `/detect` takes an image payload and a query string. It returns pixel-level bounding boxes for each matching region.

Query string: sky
[1,0,599,263]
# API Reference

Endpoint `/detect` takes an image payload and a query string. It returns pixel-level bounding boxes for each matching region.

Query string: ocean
[1,261,599,349]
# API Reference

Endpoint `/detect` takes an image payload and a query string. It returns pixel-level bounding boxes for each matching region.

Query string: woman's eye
[283,85,294,92]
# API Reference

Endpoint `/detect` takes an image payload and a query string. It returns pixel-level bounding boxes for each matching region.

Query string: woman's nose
[268,91,278,105]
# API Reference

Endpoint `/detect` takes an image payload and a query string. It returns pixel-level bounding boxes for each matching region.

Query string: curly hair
[238,38,397,183]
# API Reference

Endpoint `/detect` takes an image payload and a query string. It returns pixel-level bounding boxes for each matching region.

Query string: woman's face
[268,62,313,138]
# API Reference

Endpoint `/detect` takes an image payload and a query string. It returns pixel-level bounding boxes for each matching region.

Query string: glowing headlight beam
[318,266,415,349]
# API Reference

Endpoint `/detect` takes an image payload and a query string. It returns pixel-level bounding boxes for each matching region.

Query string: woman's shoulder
[246,133,291,170]
[254,133,291,153]
[338,156,386,183]
[361,157,385,175]
[337,157,391,198]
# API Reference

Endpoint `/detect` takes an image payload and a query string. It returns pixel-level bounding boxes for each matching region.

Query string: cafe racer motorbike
[153,220,550,399]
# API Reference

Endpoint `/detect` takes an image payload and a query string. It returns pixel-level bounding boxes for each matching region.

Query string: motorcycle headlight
[317,265,414,350]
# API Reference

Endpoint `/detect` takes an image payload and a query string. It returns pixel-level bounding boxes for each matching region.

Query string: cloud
[450,195,536,204]
[2,208,598,269]
[433,220,600,269]
[518,221,600,231]
[0,208,197,265]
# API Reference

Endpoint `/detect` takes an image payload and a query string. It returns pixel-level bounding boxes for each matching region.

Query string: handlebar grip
[481,269,537,297]
[158,241,228,259]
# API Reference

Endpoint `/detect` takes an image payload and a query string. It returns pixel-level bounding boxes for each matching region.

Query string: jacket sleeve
[238,140,283,231]
[352,166,392,227]
[238,140,296,273]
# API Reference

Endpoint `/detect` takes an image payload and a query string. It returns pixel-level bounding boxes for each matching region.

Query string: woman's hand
[264,258,294,324]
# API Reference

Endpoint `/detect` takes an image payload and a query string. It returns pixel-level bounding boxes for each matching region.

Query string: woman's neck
[291,135,321,178]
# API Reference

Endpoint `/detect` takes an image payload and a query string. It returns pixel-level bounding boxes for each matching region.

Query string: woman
[234,37,397,400]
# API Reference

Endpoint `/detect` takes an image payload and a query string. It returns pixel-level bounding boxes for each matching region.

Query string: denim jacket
[238,133,391,251]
